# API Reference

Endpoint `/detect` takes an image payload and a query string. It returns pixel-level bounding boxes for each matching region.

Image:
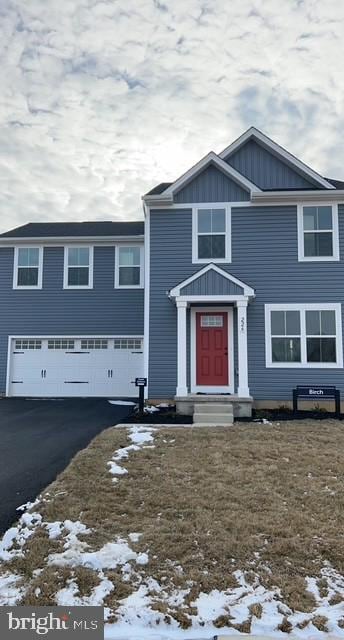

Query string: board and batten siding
[180,270,244,296]
[149,204,344,401]
[0,246,144,394]
[174,164,250,203]
[224,139,318,190]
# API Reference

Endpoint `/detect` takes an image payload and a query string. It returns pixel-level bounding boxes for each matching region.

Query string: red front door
[196,312,228,386]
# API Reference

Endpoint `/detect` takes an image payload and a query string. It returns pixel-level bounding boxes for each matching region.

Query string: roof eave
[0,234,145,245]
[142,194,174,207]
[251,190,344,204]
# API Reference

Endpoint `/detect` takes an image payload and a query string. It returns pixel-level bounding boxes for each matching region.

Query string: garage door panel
[9,337,143,398]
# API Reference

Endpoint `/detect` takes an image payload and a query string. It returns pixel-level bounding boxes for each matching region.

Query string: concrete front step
[194,403,233,414]
[193,412,234,425]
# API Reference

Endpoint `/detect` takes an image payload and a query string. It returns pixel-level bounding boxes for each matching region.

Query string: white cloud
[0,0,344,231]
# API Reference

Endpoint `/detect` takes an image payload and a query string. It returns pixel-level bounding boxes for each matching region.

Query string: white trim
[5,335,11,397]
[251,191,344,204]
[176,300,188,396]
[297,203,339,262]
[114,244,144,289]
[190,306,234,394]
[264,303,343,369]
[236,300,250,397]
[149,201,253,210]
[169,263,255,298]
[192,206,231,264]
[8,334,144,338]
[143,204,150,397]
[219,127,335,190]
[0,235,144,246]
[63,246,94,289]
[13,246,43,290]
[153,151,262,200]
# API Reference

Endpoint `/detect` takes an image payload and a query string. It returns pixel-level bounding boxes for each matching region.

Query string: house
[1,126,344,417]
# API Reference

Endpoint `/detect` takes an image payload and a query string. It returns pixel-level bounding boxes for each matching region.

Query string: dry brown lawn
[2,419,344,624]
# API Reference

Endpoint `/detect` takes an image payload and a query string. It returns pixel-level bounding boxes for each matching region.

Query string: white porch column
[236,300,250,397]
[176,299,188,396]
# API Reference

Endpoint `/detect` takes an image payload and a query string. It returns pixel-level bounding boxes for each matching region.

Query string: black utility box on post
[135,377,147,415]
[292,385,341,417]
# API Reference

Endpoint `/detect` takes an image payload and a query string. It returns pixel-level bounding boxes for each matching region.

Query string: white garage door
[8,337,144,397]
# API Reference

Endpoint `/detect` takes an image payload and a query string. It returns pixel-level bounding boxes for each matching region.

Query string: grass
[2,419,344,625]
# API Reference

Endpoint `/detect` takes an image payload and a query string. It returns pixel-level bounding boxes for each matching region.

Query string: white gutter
[0,235,144,246]
[251,190,344,204]
[142,194,173,207]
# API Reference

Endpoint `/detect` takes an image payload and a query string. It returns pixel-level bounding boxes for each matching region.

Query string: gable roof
[169,263,255,298]
[219,127,335,191]
[0,221,144,240]
[160,152,261,198]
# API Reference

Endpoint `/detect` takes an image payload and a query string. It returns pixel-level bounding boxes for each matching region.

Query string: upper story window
[297,204,339,261]
[13,247,43,289]
[115,246,143,288]
[192,207,231,264]
[265,303,342,368]
[64,247,93,289]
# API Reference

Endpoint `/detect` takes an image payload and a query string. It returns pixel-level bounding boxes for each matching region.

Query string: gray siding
[180,270,244,296]
[174,164,250,203]
[149,205,344,401]
[225,139,318,190]
[0,246,143,393]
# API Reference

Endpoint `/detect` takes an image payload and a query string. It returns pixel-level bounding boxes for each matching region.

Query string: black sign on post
[293,385,340,417]
[135,377,147,415]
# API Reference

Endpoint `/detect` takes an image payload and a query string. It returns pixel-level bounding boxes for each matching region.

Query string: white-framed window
[48,339,75,350]
[63,246,93,289]
[81,339,108,349]
[15,339,42,350]
[265,303,343,368]
[13,247,43,289]
[115,245,143,288]
[192,206,231,264]
[297,204,339,261]
[114,338,143,349]
[200,315,224,327]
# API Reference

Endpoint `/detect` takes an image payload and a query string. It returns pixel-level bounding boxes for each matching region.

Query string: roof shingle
[0,221,144,239]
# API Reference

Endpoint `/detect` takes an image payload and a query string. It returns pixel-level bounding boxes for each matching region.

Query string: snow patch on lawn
[49,538,148,570]
[0,573,24,605]
[56,573,114,606]
[0,512,42,561]
[108,426,155,476]
[103,567,344,638]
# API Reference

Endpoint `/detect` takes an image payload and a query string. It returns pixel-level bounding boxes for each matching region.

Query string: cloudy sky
[1,0,344,232]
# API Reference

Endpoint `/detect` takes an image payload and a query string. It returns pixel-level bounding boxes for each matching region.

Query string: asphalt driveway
[0,398,134,534]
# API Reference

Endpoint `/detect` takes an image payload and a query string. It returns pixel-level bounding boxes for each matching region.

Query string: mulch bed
[120,405,343,424]
[120,407,193,424]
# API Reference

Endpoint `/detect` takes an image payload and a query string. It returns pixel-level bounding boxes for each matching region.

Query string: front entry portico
[169,264,255,401]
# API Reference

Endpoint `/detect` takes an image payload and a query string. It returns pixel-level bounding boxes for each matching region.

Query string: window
[115,246,143,288]
[265,304,342,368]
[201,315,224,327]
[306,310,337,363]
[271,310,301,363]
[15,339,42,350]
[192,207,231,263]
[81,339,108,349]
[48,339,75,350]
[14,247,43,289]
[64,247,93,288]
[114,338,143,350]
[298,204,339,261]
